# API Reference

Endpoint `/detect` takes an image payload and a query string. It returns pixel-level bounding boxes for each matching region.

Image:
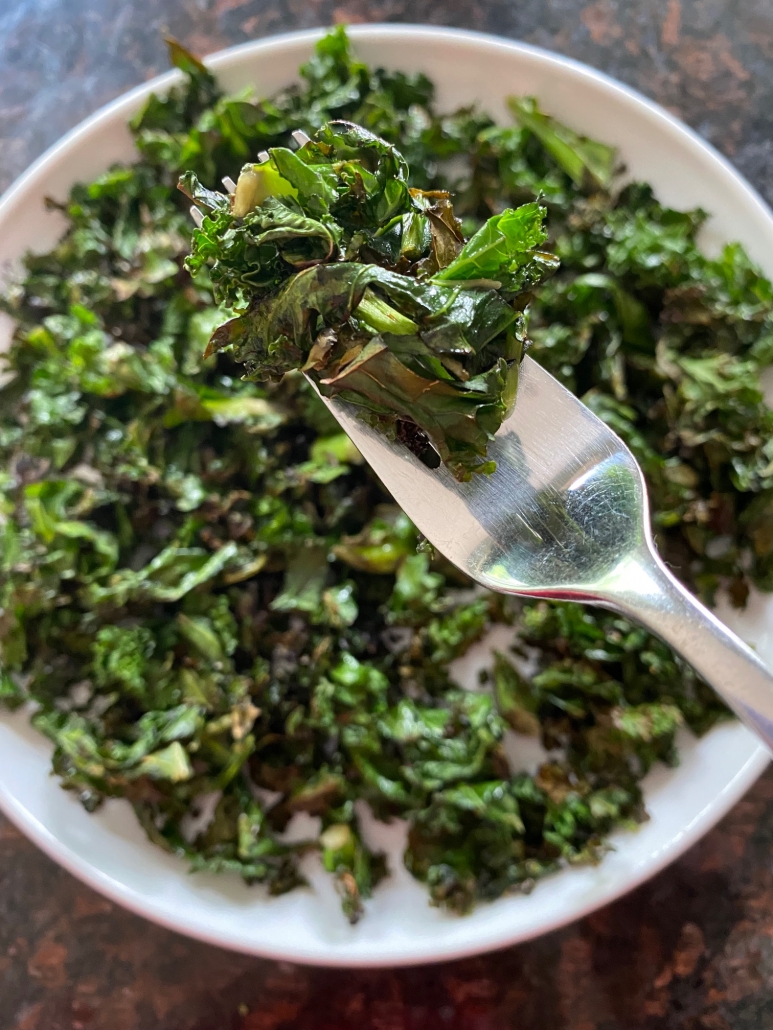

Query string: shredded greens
[3,27,770,922]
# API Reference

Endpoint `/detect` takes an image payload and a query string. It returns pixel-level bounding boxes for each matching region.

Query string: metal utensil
[193,171,773,750]
[314,355,773,751]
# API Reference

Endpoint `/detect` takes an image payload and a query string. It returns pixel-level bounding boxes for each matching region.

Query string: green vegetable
[181,121,557,481]
[2,27,762,922]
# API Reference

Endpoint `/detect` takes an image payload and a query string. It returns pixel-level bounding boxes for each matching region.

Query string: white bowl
[0,24,770,968]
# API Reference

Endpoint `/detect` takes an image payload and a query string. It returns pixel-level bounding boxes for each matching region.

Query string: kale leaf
[180,120,557,480]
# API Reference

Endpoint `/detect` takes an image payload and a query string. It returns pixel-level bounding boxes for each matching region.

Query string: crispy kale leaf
[180,120,557,480]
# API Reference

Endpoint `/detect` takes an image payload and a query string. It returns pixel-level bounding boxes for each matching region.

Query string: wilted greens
[180,121,557,480]
[2,26,768,923]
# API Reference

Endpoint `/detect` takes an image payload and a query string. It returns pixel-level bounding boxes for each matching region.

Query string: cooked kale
[180,122,557,480]
[2,26,765,922]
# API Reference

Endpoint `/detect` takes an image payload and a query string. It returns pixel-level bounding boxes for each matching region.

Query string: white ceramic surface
[0,25,770,968]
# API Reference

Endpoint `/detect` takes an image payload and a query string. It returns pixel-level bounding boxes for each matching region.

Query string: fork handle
[601,547,773,752]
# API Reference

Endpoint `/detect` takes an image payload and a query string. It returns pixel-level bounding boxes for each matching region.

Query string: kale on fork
[179,120,558,480]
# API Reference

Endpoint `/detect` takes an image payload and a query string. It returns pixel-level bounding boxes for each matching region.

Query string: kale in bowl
[2,28,770,922]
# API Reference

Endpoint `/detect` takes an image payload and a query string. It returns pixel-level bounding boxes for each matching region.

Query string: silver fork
[191,159,773,751]
[315,356,773,752]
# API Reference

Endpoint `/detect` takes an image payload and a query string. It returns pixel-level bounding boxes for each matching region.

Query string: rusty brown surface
[3,1,773,1026]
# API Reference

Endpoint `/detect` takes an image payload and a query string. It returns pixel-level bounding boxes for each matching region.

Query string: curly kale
[0,27,763,922]
[179,120,557,480]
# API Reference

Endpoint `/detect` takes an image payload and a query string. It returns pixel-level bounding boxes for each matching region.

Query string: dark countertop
[2,2,773,1027]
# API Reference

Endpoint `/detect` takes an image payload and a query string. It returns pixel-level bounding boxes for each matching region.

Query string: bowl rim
[0,22,769,967]
[4,22,773,238]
